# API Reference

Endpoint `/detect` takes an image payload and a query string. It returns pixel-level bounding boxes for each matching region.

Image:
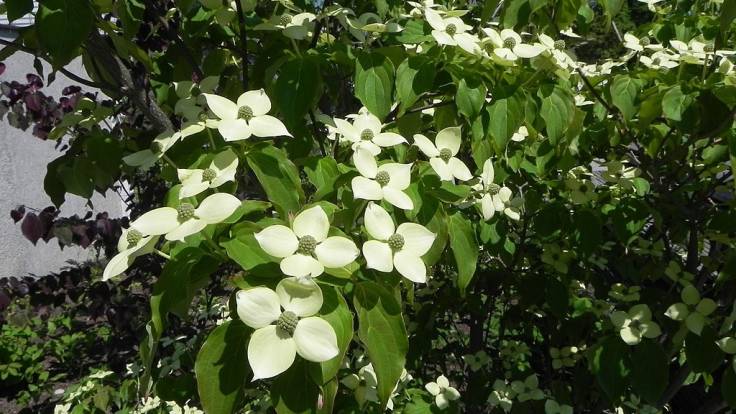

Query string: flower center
[150,141,164,154]
[202,168,217,182]
[445,24,457,36]
[238,105,254,121]
[360,129,374,141]
[484,42,495,54]
[388,233,405,251]
[640,37,650,47]
[375,170,391,186]
[503,37,516,49]
[554,40,566,49]
[297,235,317,255]
[177,203,196,221]
[279,14,293,26]
[579,183,589,192]
[487,183,501,195]
[704,44,715,53]
[653,57,661,65]
[276,311,298,336]
[126,229,143,245]
[439,148,453,162]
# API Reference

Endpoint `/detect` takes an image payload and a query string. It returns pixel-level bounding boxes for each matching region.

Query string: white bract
[130,193,241,242]
[545,399,574,414]
[203,90,291,141]
[664,285,717,335]
[511,126,529,142]
[341,363,407,410]
[236,277,338,380]
[362,202,436,283]
[510,375,545,402]
[332,109,406,155]
[255,206,360,278]
[424,8,480,54]
[482,28,543,64]
[473,159,520,220]
[414,127,472,181]
[488,380,515,412]
[351,148,414,210]
[102,228,159,281]
[611,304,662,345]
[174,76,220,121]
[254,13,316,40]
[425,375,460,410]
[123,130,182,170]
[177,149,238,198]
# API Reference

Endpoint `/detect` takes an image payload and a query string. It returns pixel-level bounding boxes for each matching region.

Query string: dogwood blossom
[341,363,409,410]
[424,8,479,54]
[236,277,338,380]
[254,206,359,278]
[123,130,181,169]
[640,51,679,70]
[425,375,460,409]
[352,149,414,210]
[664,285,717,335]
[489,380,515,412]
[132,193,241,242]
[413,127,472,181]
[177,149,238,198]
[362,202,435,283]
[332,109,406,155]
[482,28,543,64]
[611,304,662,345]
[203,90,291,141]
[473,159,520,220]
[174,76,219,121]
[254,13,316,40]
[102,228,159,281]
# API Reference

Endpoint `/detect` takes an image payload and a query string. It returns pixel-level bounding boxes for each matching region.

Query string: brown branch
[85,31,173,133]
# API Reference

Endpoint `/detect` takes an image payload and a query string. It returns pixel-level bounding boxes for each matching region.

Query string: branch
[656,364,691,409]
[309,0,333,49]
[85,32,173,133]
[234,0,249,90]
[0,38,107,89]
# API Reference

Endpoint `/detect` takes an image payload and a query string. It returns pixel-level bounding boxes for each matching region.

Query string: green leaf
[274,57,322,130]
[271,359,320,414]
[303,157,341,201]
[721,0,736,36]
[354,281,408,409]
[355,52,396,120]
[662,86,692,121]
[590,336,630,401]
[729,133,736,192]
[486,95,522,151]
[455,78,487,119]
[195,320,252,414]
[538,84,575,144]
[222,223,281,275]
[685,326,724,373]
[36,0,95,65]
[447,212,478,296]
[246,144,304,218]
[723,365,736,408]
[630,341,668,403]
[59,158,95,199]
[309,287,353,385]
[610,75,642,121]
[395,56,436,111]
[113,0,145,39]
[6,0,33,22]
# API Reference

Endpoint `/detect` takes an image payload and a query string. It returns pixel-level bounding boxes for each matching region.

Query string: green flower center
[177,203,196,221]
[202,168,217,182]
[503,37,516,49]
[640,37,650,47]
[198,111,208,122]
[439,148,453,162]
[579,183,589,192]
[280,14,293,26]
[445,24,457,36]
[238,105,254,121]
[653,57,661,65]
[150,141,164,154]
[276,311,299,336]
[297,235,317,255]
[375,170,391,186]
[360,129,374,141]
[487,183,501,195]
[388,233,405,251]
[554,40,566,49]
[126,229,143,246]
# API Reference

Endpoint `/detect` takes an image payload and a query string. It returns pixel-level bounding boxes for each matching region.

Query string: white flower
[545,399,574,414]
[174,76,220,121]
[510,375,545,402]
[351,148,414,210]
[347,12,403,41]
[341,364,407,410]
[413,127,472,181]
[574,95,594,106]
[203,90,291,141]
[332,109,406,155]
[489,380,514,412]
[254,13,316,40]
[102,227,160,281]
[511,126,529,142]
[362,202,435,283]
[255,206,360,278]
[125,193,241,243]
[177,149,238,198]
[664,285,717,335]
[425,375,460,410]
[611,304,662,345]
[637,0,665,12]
[236,277,339,380]
[123,130,181,169]
[482,28,543,64]
[623,33,663,52]
[473,159,520,221]
[425,8,480,54]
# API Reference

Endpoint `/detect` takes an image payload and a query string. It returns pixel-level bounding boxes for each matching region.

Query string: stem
[234,0,249,90]
[207,128,217,150]
[154,249,171,260]
[291,38,302,57]
[161,154,178,169]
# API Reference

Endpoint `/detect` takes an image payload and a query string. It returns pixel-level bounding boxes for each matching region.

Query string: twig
[308,111,326,156]
[234,0,249,90]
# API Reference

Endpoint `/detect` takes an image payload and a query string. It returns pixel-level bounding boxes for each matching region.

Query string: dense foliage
[2,0,736,413]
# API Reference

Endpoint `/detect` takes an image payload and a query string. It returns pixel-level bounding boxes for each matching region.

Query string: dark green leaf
[246,144,304,218]
[447,212,478,295]
[395,56,436,111]
[590,336,630,401]
[309,287,353,385]
[455,78,487,119]
[36,0,95,65]
[274,57,322,130]
[271,359,320,414]
[685,326,724,373]
[630,341,668,403]
[610,75,642,121]
[6,0,33,22]
[355,52,395,120]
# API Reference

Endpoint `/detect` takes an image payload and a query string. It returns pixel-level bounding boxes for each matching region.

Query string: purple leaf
[10,205,25,223]
[21,213,43,245]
